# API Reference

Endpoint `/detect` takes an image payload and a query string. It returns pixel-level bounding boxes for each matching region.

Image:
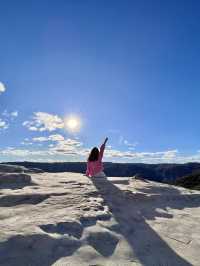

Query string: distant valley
[2,161,200,185]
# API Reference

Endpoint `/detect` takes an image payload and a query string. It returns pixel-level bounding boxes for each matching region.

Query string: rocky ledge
[0,172,200,266]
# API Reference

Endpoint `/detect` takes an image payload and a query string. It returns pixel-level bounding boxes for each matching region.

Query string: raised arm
[99,137,108,161]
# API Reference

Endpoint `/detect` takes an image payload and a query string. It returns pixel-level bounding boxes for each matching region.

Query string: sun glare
[64,115,82,133]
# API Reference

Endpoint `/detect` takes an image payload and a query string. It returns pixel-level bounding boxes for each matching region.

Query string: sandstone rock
[0,172,199,266]
[0,173,31,184]
[0,164,27,173]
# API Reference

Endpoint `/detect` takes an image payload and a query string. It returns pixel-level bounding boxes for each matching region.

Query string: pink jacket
[86,143,105,177]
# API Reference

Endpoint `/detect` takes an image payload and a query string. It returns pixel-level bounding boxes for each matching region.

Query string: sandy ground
[0,172,200,266]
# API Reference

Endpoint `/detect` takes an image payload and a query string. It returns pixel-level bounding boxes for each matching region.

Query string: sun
[64,115,82,133]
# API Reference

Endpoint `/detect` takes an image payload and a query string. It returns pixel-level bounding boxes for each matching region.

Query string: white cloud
[2,110,18,118]
[107,145,112,149]
[29,126,38,131]
[11,111,18,117]
[0,82,6,94]
[0,119,8,130]
[32,136,49,142]
[21,137,35,146]
[49,134,65,141]
[0,110,19,132]
[0,148,52,158]
[21,142,33,146]
[23,134,84,157]
[119,136,138,150]
[161,149,178,159]
[49,144,54,148]
[104,148,179,163]
[32,134,65,142]
[50,138,83,155]
[23,112,64,132]
[0,143,85,162]
[123,140,139,150]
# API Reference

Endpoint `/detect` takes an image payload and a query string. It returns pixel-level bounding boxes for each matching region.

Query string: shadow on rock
[0,194,50,207]
[0,192,68,207]
[0,182,37,190]
[91,177,198,266]
[0,234,81,266]
[39,221,83,239]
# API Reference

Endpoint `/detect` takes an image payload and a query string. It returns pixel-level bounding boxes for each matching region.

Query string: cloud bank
[1,133,199,164]
[0,110,199,163]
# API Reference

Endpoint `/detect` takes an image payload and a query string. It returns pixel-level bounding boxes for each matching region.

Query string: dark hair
[88,147,99,161]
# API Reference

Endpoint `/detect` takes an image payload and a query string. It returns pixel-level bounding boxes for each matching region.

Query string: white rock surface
[0,172,200,266]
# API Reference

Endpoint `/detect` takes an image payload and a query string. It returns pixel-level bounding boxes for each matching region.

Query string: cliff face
[0,169,200,265]
[2,161,200,183]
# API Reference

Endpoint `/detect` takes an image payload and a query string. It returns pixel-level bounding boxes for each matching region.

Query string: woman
[86,137,108,178]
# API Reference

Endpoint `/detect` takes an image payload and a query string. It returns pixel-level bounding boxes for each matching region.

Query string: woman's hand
[104,137,108,145]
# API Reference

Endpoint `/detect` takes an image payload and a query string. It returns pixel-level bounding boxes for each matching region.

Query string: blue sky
[0,0,200,163]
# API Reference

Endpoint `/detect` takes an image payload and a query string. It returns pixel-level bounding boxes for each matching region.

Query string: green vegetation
[176,172,200,191]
